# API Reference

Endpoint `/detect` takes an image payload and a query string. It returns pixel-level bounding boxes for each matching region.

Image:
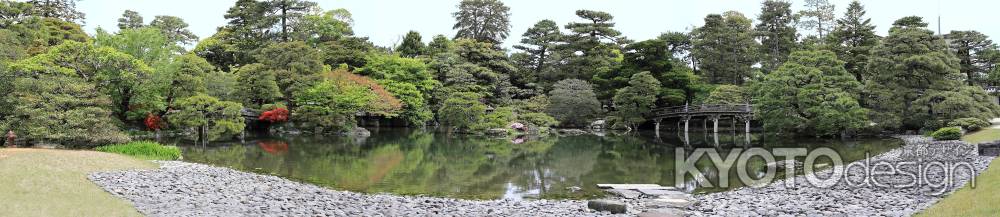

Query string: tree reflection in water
[173,129,901,200]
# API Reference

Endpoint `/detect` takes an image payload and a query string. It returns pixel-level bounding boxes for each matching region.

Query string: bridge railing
[647,104,753,117]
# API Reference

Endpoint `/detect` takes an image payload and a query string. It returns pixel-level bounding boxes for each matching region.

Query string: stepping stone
[636,189,688,197]
[638,208,686,217]
[587,199,627,214]
[597,184,675,190]
[605,189,642,199]
[645,197,695,209]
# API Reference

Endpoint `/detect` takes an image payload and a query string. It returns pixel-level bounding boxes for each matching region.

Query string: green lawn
[916,128,1000,216]
[960,128,1000,144]
[0,148,155,217]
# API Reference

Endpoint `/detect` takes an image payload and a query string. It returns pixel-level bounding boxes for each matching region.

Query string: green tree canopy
[864,16,969,130]
[166,94,245,142]
[547,79,602,127]
[612,72,661,130]
[755,0,798,72]
[396,30,425,58]
[692,12,758,85]
[117,10,144,30]
[754,50,867,136]
[150,15,199,45]
[451,0,510,45]
[438,91,487,132]
[825,0,877,82]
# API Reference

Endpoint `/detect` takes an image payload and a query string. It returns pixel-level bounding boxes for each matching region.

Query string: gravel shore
[688,136,994,216]
[89,161,626,217]
[89,135,993,216]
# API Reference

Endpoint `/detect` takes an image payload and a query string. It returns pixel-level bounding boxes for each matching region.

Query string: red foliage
[144,114,163,131]
[258,140,289,154]
[259,107,289,123]
[322,69,403,116]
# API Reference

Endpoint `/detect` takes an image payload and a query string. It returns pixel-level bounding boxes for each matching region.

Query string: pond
[169,129,901,200]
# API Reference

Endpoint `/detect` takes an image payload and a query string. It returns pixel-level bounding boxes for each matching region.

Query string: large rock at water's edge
[979,141,1000,156]
[587,199,627,214]
[590,119,606,129]
[348,127,371,137]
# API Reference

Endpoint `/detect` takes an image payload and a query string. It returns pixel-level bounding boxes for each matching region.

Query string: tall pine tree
[755,0,797,72]
[825,0,877,82]
[692,11,758,85]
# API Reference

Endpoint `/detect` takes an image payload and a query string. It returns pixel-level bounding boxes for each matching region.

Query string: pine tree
[396,30,425,58]
[452,0,510,45]
[946,30,996,85]
[117,10,144,30]
[755,0,797,72]
[26,0,85,24]
[865,16,969,129]
[513,19,561,85]
[692,12,758,85]
[825,0,877,82]
[796,0,835,38]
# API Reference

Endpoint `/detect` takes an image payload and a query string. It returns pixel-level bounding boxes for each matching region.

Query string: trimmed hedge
[931,127,963,141]
[948,118,991,132]
[94,141,182,160]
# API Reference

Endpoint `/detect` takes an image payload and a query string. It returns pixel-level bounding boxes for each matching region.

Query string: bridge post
[710,115,720,133]
[743,116,750,133]
[681,115,691,136]
[653,118,662,138]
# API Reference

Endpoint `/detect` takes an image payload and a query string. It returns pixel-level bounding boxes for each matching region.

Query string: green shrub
[931,127,963,141]
[94,141,182,160]
[948,118,991,131]
[472,107,515,132]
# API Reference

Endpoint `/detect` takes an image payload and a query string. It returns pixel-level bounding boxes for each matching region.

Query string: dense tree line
[3,0,1000,147]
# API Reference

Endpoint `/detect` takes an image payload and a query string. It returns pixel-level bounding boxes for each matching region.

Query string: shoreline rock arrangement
[89,161,630,217]
[686,136,994,216]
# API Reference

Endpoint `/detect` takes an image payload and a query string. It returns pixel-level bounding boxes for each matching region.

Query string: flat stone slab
[636,189,688,197]
[597,184,675,190]
[605,189,642,199]
[638,208,686,217]
[645,197,695,209]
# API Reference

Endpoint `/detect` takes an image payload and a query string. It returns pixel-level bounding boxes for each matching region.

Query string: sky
[75,0,993,50]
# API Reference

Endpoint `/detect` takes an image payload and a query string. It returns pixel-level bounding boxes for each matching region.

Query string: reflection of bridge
[646,104,754,135]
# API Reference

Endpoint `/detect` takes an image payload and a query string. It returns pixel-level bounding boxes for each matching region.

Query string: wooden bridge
[646,104,754,135]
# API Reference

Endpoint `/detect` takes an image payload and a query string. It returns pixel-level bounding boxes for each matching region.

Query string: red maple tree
[144,113,163,131]
[259,107,289,123]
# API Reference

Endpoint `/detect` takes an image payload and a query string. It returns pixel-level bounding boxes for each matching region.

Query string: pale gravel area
[89,161,630,217]
[688,136,993,216]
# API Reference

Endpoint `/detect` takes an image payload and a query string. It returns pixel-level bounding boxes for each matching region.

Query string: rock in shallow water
[587,199,627,214]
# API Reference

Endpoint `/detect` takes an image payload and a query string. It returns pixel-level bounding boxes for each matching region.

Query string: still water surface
[171,129,901,200]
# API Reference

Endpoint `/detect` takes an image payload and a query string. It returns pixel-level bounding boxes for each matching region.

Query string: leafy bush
[931,127,963,141]
[948,118,991,131]
[473,107,515,131]
[94,141,181,160]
